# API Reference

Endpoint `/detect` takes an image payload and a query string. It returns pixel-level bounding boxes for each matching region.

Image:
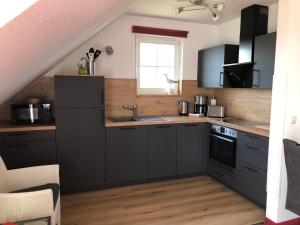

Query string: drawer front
[0,140,57,169]
[0,130,55,144]
[238,131,269,148]
[208,161,237,189]
[237,162,267,207]
[237,140,268,171]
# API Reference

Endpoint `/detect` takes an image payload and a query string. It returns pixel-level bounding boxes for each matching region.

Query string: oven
[209,125,237,168]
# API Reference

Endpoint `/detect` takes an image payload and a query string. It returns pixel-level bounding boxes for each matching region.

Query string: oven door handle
[210,134,234,143]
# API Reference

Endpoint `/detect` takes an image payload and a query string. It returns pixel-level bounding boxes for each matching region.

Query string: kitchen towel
[283,139,300,215]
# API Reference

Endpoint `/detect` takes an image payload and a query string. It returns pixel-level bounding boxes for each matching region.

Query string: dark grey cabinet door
[148,125,177,178]
[0,140,57,170]
[237,162,267,207]
[106,126,148,184]
[55,75,104,107]
[177,124,208,175]
[0,130,55,144]
[56,108,105,193]
[236,131,269,207]
[197,45,239,88]
[253,32,277,88]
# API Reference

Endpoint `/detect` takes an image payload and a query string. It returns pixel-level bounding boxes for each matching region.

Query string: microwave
[11,103,52,124]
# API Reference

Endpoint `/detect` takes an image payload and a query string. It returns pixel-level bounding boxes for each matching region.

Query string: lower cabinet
[236,131,269,207]
[177,124,208,175]
[106,126,148,184]
[148,125,177,178]
[207,128,269,208]
[0,130,57,170]
[107,124,209,183]
[56,108,106,193]
[237,161,267,207]
[207,160,238,190]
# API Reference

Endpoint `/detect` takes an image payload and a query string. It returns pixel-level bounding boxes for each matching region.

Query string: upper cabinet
[197,45,239,88]
[253,32,277,89]
[197,32,277,89]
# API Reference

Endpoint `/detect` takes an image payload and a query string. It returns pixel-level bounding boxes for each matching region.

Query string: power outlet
[290,116,297,125]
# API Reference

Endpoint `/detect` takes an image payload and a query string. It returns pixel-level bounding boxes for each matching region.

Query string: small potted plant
[77,63,87,75]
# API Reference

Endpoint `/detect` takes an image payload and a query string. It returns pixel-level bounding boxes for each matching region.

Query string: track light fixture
[176,0,224,22]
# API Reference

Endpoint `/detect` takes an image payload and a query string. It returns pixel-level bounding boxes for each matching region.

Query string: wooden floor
[61,176,265,225]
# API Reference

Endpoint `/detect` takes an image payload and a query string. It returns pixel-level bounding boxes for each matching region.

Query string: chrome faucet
[122,105,138,119]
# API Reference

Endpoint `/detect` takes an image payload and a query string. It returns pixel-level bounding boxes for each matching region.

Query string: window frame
[135,34,183,96]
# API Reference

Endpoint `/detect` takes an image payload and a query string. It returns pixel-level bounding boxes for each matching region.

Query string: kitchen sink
[109,117,166,122]
[109,117,139,122]
[140,117,166,122]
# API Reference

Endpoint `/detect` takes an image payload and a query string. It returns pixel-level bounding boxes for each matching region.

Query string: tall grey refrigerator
[55,75,105,194]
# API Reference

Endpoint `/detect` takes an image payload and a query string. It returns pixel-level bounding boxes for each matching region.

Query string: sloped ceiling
[0,0,130,105]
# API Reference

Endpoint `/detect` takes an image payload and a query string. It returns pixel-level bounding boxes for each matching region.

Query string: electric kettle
[178,100,189,116]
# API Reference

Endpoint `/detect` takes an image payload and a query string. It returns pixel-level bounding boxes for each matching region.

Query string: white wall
[217,3,278,45]
[45,15,219,80]
[266,0,300,222]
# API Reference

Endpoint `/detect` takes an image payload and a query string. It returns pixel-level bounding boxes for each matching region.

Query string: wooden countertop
[0,122,56,133]
[0,116,270,137]
[106,116,270,137]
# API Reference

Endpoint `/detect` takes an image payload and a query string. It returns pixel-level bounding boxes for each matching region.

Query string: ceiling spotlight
[214,3,224,11]
[212,13,220,21]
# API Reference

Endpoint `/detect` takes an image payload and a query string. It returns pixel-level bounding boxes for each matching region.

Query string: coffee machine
[194,95,208,116]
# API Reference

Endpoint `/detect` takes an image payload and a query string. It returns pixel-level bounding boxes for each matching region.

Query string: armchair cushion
[12,183,60,209]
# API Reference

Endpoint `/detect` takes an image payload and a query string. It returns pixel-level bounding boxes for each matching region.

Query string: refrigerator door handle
[101,110,105,127]
[101,89,104,105]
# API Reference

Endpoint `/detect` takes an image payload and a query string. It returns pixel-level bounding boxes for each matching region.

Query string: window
[135,35,183,95]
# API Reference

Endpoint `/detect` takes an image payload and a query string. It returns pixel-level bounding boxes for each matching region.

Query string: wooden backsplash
[214,88,272,124]
[105,78,213,118]
[0,76,272,123]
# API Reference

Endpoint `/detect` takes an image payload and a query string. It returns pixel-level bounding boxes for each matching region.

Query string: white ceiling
[126,0,278,24]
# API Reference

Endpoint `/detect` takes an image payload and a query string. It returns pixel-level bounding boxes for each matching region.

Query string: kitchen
[0,0,299,225]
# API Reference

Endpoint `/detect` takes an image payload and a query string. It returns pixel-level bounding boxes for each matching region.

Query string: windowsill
[136,94,180,97]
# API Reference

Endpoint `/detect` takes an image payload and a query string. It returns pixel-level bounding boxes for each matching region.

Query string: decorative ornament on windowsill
[164,74,179,95]
[77,45,114,75]
[175,0,224,22]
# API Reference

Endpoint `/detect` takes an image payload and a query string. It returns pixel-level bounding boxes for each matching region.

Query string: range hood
[223,5,269,67]
[221,5,269,88]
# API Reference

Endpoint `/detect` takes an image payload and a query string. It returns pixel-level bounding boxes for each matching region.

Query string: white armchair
[0,156,60,225]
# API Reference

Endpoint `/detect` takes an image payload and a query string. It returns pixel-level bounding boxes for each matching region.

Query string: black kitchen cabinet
[106,126,148,184]
[148,125,177,178]
[55,75,104,108]
[197,44,239,88]
[0,130,57,170]
[253,32,277,88]
[177,124,208,175]
[236,131,269,207]
[55,75,105,194]
[56,108,105,193]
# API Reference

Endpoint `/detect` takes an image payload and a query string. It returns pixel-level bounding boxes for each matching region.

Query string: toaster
[207,105,225,118]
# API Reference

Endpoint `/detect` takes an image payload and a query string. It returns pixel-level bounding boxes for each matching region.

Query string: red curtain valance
[132,26,188,38]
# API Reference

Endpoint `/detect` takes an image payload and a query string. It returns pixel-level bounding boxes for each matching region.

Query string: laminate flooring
[61,176,265,225]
